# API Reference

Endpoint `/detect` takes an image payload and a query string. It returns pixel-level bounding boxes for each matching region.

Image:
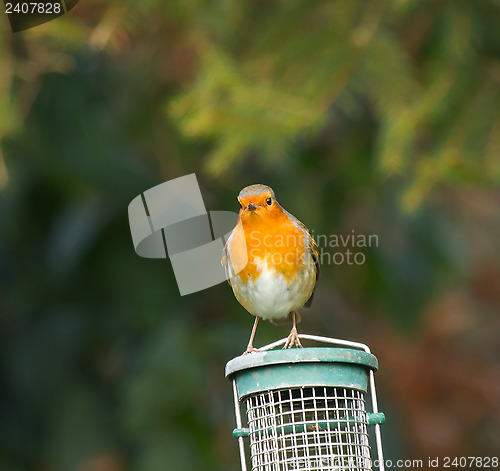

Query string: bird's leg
[243,316,261,354]
[284,312,303,348]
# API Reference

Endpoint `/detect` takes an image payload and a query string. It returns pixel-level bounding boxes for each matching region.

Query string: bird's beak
[246,203,257,211]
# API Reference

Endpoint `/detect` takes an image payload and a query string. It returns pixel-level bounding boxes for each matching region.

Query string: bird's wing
[282,204,320,283]
[290,215,320,281]
[299,220,319,308]
[310,233,320,281]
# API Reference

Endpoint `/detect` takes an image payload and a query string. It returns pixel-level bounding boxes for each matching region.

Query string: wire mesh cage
[226,335,385,471]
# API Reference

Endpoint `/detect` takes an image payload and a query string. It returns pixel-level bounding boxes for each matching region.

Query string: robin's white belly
[231,259,315,320]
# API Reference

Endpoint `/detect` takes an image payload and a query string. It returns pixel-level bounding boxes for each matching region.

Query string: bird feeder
[226,335,385,471]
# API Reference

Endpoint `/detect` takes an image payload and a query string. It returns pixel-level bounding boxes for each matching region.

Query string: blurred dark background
[1,1,500,470]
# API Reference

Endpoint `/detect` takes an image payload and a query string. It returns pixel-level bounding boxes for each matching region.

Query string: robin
[222,184,319,353]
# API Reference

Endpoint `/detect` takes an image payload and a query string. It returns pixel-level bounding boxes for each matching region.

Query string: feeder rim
[225,345,378,378]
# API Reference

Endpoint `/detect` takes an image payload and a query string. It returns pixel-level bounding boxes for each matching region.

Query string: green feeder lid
[226,348,378,398]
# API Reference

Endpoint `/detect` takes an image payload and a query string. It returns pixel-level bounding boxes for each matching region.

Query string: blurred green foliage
[1,1,500,470]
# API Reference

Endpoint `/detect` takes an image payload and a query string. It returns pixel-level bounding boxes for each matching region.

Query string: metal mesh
[245,386,372,471]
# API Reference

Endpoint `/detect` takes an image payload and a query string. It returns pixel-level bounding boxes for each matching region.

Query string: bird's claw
[283,326,303,349]
[242,346,261,355]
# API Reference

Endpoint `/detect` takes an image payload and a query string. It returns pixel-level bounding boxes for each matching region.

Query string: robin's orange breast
[229,210,308,284]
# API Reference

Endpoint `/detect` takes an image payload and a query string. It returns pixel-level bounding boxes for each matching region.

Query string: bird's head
[237,184,280,221]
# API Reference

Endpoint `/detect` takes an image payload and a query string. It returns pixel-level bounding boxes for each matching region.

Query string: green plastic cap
[226,348,378,399]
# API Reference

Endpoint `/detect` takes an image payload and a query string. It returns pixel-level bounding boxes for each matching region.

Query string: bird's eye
[266,197,272,205]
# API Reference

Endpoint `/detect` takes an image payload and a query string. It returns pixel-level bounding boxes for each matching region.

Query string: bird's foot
[242,346,261,355]
[283,326,303,349]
